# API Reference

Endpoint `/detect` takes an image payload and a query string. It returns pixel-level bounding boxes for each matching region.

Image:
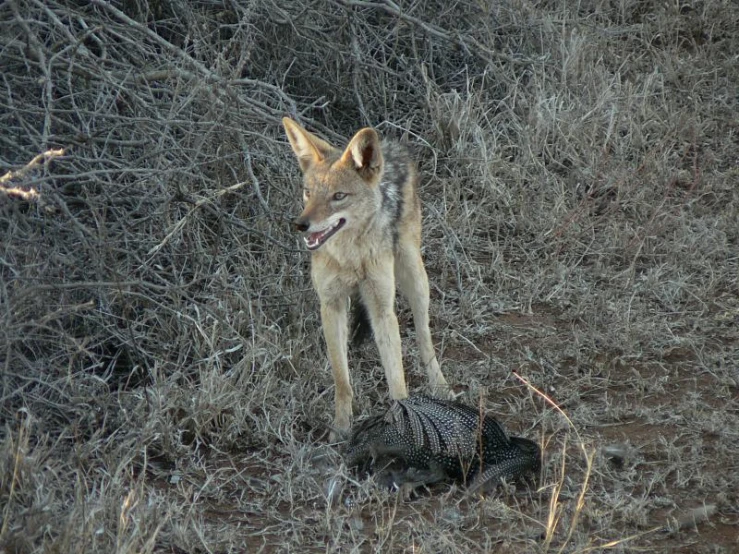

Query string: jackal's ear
[282,117,335,172]
[341,128,383,181]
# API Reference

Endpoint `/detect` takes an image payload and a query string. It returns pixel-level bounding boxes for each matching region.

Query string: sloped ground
[1,1,737,552]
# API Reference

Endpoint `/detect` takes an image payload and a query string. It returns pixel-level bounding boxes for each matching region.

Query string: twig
[147,181,246,256]
[0,149,65,186]
[240,138,271,215]
[512,371,595,552]
[0,149,65,202]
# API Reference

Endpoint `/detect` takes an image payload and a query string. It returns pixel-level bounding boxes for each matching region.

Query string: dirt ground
[1,1,738,552]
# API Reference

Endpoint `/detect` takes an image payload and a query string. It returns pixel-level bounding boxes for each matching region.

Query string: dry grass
[1,0,738,552]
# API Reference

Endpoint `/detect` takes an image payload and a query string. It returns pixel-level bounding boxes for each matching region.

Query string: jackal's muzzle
[294,216,346,250]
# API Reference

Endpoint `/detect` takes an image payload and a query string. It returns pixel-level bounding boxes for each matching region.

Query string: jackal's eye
[332,192,347,201]
[303,188,311,198]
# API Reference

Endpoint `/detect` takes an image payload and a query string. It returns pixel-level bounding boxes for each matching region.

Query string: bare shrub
[1,0,737,552]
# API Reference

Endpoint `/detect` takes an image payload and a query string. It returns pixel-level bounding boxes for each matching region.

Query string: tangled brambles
[1,1,737,552]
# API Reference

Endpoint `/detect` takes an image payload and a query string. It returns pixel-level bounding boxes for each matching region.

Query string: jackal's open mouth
[304,218,346,250]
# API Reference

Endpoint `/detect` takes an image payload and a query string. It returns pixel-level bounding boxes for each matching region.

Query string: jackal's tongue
[306,230,326,249]
[305,226,334,250]
[310,229,327,242]
[304,219,346,250]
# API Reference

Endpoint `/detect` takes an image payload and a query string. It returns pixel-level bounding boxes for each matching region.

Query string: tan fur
[282,117,448,438]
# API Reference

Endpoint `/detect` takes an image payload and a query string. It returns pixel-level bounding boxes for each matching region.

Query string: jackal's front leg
[319,299,353,438]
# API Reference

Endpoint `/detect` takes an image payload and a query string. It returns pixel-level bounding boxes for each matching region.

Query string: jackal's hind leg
[395,247,449,397]
[360,263,408,401]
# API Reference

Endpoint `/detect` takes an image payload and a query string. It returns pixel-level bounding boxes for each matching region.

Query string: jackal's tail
[350,296,372,345]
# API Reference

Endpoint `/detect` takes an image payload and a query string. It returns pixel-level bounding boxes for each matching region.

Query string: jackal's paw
[427,382,455,400]
[329,430,348,443]
[426,374,453,399]
[329,421,351,444]
[424,359,453,398]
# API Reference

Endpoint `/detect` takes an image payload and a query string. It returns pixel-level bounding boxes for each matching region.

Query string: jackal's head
[282,117,383,251]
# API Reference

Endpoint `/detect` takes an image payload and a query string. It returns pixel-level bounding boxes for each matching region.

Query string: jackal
[282,117,448,437]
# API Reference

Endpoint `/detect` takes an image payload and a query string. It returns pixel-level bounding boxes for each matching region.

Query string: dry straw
[1,0,737,552]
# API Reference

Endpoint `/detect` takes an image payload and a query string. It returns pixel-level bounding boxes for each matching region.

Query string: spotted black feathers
[345,395,540,491]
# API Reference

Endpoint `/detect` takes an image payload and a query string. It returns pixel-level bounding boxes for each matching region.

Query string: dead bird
[345,395,540,494]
